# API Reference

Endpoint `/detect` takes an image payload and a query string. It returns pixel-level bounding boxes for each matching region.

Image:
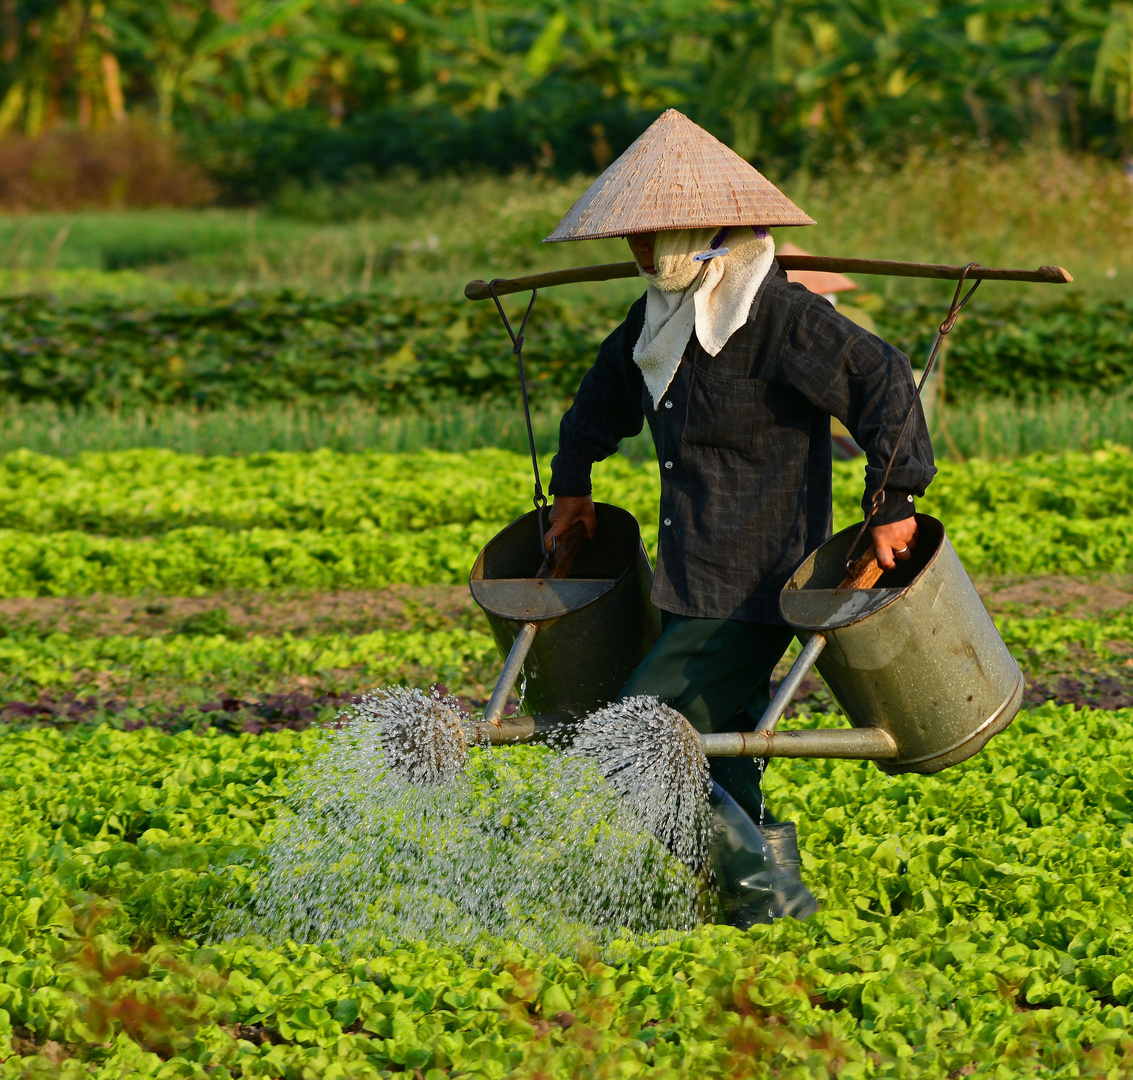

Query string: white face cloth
[631,226,776,408]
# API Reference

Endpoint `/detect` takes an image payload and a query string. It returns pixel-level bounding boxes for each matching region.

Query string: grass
[0,389,1129,461]
[936,389,1133,460]
[0,146,1129,306]
[0,398,607,459]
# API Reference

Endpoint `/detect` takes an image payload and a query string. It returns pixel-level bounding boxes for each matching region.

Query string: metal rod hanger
[465,256,1072,301]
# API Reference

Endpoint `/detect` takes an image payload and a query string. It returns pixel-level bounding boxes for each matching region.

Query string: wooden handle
[838,549,885,590]
[464,256,1072,300]
[536,519,589,580]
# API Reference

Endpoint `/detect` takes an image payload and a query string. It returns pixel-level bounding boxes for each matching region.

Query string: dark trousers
[618,612,795,822]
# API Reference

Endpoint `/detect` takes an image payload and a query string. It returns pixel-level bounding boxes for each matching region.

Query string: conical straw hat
[779,242,857,294]
[545,109,815,243]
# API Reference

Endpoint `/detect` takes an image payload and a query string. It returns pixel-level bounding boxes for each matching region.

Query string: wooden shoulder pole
[464,256,1072,300]
[465,263,638,300]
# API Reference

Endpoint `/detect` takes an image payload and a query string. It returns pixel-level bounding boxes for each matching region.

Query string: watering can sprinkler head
[569,697,710,872]
[348,687,469,786]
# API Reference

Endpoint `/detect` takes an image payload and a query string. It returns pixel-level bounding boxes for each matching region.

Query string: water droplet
[217,690,707,954]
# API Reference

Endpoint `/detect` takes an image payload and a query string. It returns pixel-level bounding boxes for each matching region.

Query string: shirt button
[664,461,673,469]
[664,518,672,526]
[664,400,673,409]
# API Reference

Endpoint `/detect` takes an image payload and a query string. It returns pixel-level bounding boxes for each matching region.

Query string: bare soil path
[0,575,1128,723]
[1,574,1129,638]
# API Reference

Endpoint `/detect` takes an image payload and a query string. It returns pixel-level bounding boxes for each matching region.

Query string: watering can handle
[536,519,588,579]
[753,634,827,736]
[839,549,885,590]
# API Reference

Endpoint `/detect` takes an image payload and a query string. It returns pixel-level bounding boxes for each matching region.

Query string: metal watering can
[469,503,660,732]
[701,513,1023,772]
[469,508,1022,773]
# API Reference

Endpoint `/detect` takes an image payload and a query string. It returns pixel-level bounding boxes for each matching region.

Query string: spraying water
[219,689,707,954]
[565,696,710,873]
[360,686,468,785]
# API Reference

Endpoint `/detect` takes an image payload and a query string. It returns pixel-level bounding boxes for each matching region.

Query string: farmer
[542,110,935,926]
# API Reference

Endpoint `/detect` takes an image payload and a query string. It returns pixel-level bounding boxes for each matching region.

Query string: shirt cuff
[549,457,593,498]
[864,490,917,526]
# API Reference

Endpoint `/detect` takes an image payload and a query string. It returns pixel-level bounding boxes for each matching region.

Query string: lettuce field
[2,445,1132,1077]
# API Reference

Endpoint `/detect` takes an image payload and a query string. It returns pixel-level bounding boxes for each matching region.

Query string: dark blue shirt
[549,263,935,623]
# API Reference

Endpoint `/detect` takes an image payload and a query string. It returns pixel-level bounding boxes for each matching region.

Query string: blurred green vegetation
[1,5,1130,464]
[1,150,1130,303]
[0,155,1128,463]
[1,285,1129,409]
[1,1,1132,204]
[0,386,1130,463]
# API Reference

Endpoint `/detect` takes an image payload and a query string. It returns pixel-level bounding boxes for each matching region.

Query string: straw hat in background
[778,241,858,304]
[544,109,815,243]
[778,240,875,331]
[777,242,939,451]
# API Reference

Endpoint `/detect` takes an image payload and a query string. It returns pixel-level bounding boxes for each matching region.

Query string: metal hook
[488,281,546,561]
[843,263,983,574]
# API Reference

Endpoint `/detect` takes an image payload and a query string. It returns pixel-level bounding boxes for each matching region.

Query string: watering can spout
[467,711,576,746]
[700,726,899,760]
[465,711,903,761]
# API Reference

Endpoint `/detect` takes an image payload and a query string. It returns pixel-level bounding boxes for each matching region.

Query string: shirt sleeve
[549,299,648,498]
[773,289,937,525]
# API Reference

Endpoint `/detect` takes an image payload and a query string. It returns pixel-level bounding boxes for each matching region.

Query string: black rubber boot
[759,820,820,921]
[708,782,819,927]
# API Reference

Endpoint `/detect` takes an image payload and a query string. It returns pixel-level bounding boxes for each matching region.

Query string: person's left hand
[870,518,918,570]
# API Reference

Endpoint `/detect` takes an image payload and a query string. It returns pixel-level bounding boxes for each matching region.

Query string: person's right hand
[544,495,598,551]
